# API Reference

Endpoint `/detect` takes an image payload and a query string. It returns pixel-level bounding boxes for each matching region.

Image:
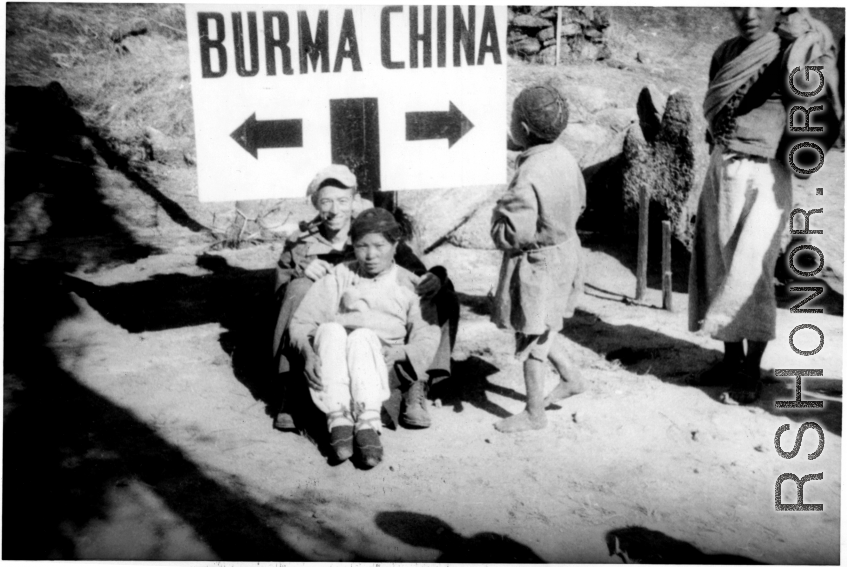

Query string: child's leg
[543,334,585,406]
[494,357,548,433]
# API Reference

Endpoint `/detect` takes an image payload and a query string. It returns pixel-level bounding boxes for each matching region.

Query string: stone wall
[508,6,611,64]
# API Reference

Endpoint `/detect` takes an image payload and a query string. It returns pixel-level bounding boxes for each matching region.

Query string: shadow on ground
[3,260,330,559]
[430,356,524,419]
[560,309,842,436]
[6,82,209,236]
[579,228,692,295]
[375,510,543,563]
[58,253,280,418]
[5,82,159,271]
[605,526,764,564]
[3,82,339,559]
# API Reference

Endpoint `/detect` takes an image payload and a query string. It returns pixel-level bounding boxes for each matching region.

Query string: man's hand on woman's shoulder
[304,259,333,282]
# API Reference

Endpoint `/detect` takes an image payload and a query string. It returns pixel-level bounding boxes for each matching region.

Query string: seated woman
[288,208,441,468]
[274,165,459,431]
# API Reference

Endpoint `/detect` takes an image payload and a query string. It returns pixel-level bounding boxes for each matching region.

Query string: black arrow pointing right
[230,113,303,159]
[405,102,474,148]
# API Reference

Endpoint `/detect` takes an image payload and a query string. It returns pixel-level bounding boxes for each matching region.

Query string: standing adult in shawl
[689,8,841,404]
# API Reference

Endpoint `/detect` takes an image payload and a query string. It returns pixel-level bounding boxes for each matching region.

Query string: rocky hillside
[6,5,845,255]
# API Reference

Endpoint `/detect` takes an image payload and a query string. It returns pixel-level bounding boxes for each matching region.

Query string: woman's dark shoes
[329,425,355,462]
[354,427,383,468]
[691,359,742,387]
[719,368,762,405]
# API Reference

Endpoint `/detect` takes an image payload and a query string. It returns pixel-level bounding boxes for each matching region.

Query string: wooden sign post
[635,184,649,301]
[662,220,673,311]
[555,7,562,66]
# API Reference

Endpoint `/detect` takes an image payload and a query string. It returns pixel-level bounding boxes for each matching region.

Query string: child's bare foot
[494,411,547,433]
[543,380,585,407]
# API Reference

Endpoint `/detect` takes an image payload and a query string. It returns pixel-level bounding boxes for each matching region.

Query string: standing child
[490,85,587,433]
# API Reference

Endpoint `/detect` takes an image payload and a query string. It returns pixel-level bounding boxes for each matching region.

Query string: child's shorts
[514,327,561,362]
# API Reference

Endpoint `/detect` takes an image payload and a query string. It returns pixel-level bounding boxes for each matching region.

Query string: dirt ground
[4,4,844,563]
[4,148,843,561]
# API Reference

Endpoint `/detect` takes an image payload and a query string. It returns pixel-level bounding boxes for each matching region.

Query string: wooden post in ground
[635,184,649,301]
[662,220,673,311]
[555,7,562,66]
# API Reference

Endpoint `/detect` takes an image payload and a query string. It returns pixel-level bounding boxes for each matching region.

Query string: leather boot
[400,379,431,429]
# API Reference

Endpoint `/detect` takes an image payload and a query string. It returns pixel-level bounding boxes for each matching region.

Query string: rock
[143,126,180,164]
[636,85,667,143]
[512,37,541,56]
[399,185,505,252]
[183,151,196,166]
[567,85,613,114]
[110,18,148,43]
[560,22,582,36]
[529,6,556,19]
[562,7,590,27]
[636,51,651,64]
[446,186,505,250]
[50,53,73,69]
[535,45,558,65]
[559,123,611,168]
[604,58,634,71]
[592,7,612,29]
[536,25,557,42]
[584,28,603,41]
[512,14,550,28]
[595,107,638,133]
[579,42,600,61]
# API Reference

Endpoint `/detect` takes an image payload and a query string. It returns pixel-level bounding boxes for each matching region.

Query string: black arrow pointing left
[230,113,303,159]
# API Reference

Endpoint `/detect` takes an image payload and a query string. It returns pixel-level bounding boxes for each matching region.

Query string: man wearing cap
[273,164,459,431]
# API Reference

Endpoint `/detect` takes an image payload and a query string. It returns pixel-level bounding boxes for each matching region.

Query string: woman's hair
[351,207,404,244]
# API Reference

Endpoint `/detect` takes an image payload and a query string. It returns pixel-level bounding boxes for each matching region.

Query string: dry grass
[8,4,842,158]
[6,3,191,145]
[72,35,192,143]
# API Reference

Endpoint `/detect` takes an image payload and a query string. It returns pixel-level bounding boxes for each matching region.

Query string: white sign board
[186,4,507,202]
